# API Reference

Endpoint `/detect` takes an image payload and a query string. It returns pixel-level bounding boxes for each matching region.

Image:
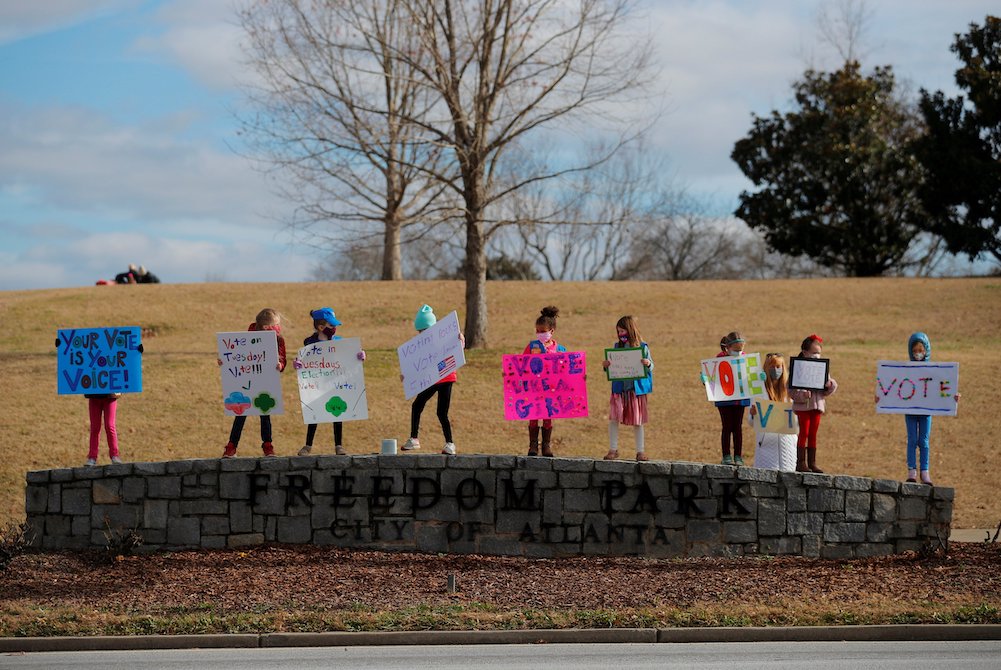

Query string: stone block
[787,512,824,535]
[801,473,834,487]
[496,510,538,534]
[103,464,133,477]
[477,535,525,557]
[866,522,893,542]
[92,504,143,531]
[167,517,201,546]
[71,515,90,537]
[737,467,778,483]
[807,489,844,513]
[133,462,167,476]
[415,455,448,469]
[899,498,929,521]
[26,470,49,484]
[900,482,931,497]
[25,485,48,514]
[930,503,953,525]
[638,462,671,476]
[122,478,145,502]
[595,460,638,475]
[50,468,74,482]
[564,488,600,512]
[71,466,103,480]
[62,487,91,515]
[219,458,259,472]
[786,488,807,513]
[704,464,738,479]
[871,493,897,522]
[143,500,168,529]
[180,500,229,516]
[44,514,71,538]
[219,473,252,499]
[855,543,894,557]
[820,544,854,559]
[833,475,871,491]
[228,533,265,548]
[92,480,121,505]
[199,473,219,487]
[415,522,448,553]
[288,455,317,470]
[872,479,900,493]
[844,492,871,522]
[558,472,590,489]
[542,490,563,525]
[931,487,955,502]
[258,457,292,472]
[801,534,821,558]
[181,486,217,499]
[671,462,704,478]
[229,501,253,533]
[147,477,182,499]
[757,499,787,536]
[759,536,801,555]
[488,455,517,469]
[723,520,757,543]
[445,455,490,470]
[555,459,596,473]
[276,516,312,543]
[166,460,195,475]
[47,484,62,514]
[748,483,782,498]
[201,535,227,550]
[823,522,865,543]
[687,519,721,543]
[892,522,918,539]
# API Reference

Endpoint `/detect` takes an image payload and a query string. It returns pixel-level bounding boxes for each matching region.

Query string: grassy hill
[2,278,998,528]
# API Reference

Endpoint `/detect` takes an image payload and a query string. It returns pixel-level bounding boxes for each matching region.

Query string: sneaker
[297,445,313,456]
[734,455,745,466]
[721,455,734,465]
[110,456,123,464]
[222,442,237,458]
[261,442,275,457]
[335,445,346,456]
[442,442,456,455]
[85,458,97,467]
[636,452,649,462]
[401,438,421,451]
[603,450,619,460]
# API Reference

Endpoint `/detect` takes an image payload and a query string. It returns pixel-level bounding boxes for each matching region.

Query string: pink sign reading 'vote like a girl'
[502,352,589,421]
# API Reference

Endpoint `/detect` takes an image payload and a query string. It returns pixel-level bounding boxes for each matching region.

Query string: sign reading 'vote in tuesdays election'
[397,311,466,400]
[297,337,368,423]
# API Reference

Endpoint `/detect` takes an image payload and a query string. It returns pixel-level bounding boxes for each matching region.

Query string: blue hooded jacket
[908,332,931,361]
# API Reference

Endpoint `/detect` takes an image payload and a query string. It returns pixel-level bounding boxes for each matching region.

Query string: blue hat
[414,304,436,331]
[309,307,341,326]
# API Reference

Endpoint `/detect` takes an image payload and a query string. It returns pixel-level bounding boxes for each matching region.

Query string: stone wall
[24,455,954,558]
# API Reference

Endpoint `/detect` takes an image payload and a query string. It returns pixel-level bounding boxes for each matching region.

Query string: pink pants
[88,397,119,460]
[795,410,822,449]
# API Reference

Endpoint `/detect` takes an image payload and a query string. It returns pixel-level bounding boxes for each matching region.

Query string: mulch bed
[2,543,999,615]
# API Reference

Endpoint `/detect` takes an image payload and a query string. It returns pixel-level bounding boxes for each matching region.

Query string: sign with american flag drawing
[397,311,466,399]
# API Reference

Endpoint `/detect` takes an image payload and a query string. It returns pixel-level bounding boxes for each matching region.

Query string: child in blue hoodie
[900,332,959,485]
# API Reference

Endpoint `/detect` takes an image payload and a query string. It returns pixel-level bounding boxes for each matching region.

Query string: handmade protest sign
[398,311,466,399]
[751,398,799,435]
[789,357,830,391]
[57,327,143,395]
[700,353,766,402]
[297,338,368,423]
[604,347,648,381]
[875,361,959,416]
[217,330,284,416]
[503,351,588,420]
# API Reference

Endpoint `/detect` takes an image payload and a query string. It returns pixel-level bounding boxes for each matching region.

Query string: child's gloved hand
[293,358,304,370]
[137,344,144,354]
[699,373,708,385]
[55,338,60,348]
[357,350,366,361]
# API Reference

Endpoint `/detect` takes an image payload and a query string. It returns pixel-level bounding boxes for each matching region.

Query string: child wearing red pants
[790,334,838,472]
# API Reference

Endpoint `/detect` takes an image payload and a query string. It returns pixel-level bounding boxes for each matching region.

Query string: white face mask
[809,352,821,359]
[728,349,743,357]
[536,331,552,343]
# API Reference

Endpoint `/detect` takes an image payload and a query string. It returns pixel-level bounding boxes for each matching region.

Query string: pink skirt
[609,391,648,426]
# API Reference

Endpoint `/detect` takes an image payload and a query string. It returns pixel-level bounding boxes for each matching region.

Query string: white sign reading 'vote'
[297,337,368,423]
[398,311,466,399]
[875,361,959,416]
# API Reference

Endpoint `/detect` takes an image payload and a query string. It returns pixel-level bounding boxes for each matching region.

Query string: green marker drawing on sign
[254,392,277,414]
[326,396,348,417]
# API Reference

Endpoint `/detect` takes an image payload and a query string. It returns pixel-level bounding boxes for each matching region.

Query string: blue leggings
[905,414,932,471]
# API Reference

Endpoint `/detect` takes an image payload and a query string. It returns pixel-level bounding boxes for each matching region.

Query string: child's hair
[762,353,789,401]
[536,306,560,331]
[800,333,823,353]
[255,308,282,330]
[720,330,744,352]
[616,315,641,347]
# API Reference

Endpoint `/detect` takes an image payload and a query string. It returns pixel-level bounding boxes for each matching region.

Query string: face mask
[728,349,742,357]
[618,334,630,343]
[809,352,821,359]
[537,331,552,343]
[770,367,783,380]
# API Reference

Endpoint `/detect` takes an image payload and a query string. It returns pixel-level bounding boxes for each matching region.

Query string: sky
[0,0,996,290]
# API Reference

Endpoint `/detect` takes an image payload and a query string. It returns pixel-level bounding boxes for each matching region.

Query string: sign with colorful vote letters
[397,311,466,400]
[502,351,589,421]
[297,338,368,423]
[217,330,284,416]
[57,327,143,395]
[700,353,766,402]
[751,398,799,435]
[875,361,959,416]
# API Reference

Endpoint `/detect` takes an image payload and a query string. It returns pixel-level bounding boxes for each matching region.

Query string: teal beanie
[414,304,437,331]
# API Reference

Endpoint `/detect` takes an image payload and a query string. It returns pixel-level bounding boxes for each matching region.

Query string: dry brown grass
[2,278,1000,527]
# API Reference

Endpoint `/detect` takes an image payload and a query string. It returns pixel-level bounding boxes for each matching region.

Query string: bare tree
[238,0,453,280]
[386,0,655,346]
[814,0,875,65]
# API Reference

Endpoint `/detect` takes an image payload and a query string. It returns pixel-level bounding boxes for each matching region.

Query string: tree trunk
[381,215,403,280]
[463,216,488,348]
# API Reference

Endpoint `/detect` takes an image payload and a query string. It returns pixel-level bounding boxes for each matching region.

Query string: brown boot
[541,427,554,457]
[807,447,823,473]
[796,447,808,472]
[528,423,540,456]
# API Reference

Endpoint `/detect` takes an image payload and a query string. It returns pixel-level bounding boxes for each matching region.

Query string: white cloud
[0,1,140,45]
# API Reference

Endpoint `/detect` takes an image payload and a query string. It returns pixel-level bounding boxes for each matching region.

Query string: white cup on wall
[381,439,397,455]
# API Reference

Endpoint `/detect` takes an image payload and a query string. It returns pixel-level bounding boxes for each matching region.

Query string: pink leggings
[88,397,119,460]
[795,410,822,449]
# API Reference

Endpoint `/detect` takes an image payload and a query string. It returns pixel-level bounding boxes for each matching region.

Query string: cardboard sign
[297,337,368,423]
[398,311,466,399]
[57,327,143,395]
[700,353,766,402]
[789,357,830,391]
[502,351,589,421]
[217,330,284,416]
[875,361,959,416]
[604,347,648,381]
[750,398,799,435]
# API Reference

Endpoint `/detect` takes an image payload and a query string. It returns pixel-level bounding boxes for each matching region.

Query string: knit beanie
[414,304,436,331]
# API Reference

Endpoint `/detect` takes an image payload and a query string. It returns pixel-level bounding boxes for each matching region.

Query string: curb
[1,625,1000,652]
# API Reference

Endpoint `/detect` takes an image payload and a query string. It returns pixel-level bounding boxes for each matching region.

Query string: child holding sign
[523,306,566,457]
[602,315,653,461]
[295,307,366,456]
[749,353,797,471]
[790,334,837,472]
[220,308,287,458]
[401,305,461,455]
[708,331,750,465]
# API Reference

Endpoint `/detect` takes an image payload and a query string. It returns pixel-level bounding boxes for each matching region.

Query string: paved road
[2,641,1000,669]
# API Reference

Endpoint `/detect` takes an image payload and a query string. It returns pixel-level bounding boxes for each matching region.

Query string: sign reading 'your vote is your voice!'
[297,338,368,423]
[700,353,766,402]
[57,327,143,394]
[875,361,960,417]
[502,351,588,421]
[217,330,284,416]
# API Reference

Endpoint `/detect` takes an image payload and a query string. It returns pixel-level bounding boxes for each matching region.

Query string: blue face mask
[618,334,630,343]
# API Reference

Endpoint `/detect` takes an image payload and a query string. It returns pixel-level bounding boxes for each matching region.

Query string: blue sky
[0,1,996,289]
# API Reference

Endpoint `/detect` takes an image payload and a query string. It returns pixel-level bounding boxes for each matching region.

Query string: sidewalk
[950,528,997,543]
